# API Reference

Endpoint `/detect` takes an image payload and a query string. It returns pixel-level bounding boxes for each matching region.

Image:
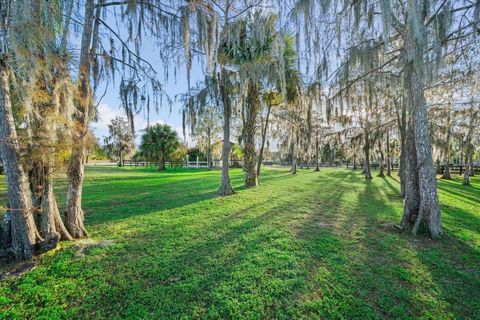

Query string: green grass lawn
[0,166,479,319]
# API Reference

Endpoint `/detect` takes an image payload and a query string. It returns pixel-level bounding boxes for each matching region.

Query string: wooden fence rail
[116,159,479,175]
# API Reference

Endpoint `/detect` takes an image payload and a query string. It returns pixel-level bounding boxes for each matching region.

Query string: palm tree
[139,124,180,170]
[219,13,288,187]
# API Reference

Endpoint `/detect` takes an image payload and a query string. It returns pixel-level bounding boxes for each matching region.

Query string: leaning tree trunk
[401,23,442,238]
[243,81,259,187]
[65,0,96,239]
[218,67,234,196]
[0,64,42,260]
[257,100,272,177]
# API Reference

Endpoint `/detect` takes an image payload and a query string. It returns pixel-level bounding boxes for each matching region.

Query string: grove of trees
[0,0,479,260]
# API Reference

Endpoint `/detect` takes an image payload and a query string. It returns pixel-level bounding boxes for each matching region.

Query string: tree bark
[0,64,42,260]
[401,17,442,238]
[386,131,392,176]
[291,132,297,174]
[377,140,385,177]
[363,128,372,179]
[257,99,272,177]
[207,127,212,170]
[244,81,259,187]
[158,157,166,170]
[218,67,234,196]
[401,123,420,230]
[39,166,73,246]
[315,134,320,171]
[442,110,452,179]
[463,110,478,185]
[395,97,407,197]
[65,0,96,238]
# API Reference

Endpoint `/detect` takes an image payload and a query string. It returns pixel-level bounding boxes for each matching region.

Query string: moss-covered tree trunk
[65,0,96,238]
[401,122,420,230]
[0,64,42,260]
[218,67,234,195]
[462,110,478,185]
[291,131,298,174]
[396,98,407,197]
[377,140,385,177]
[244,81,259,187]
[257,100,272,177]
[442,110,452,179]
[207,127,212,171]
[363,128,372,179]
[401,11,442,237]
[386,131,392,176]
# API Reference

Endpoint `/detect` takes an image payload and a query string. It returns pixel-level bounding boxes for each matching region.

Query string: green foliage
[138,124,180,168]
[0,167,478,319]
[103,117,135,162]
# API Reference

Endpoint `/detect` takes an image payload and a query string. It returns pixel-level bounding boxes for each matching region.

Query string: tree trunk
[244,81,259,187]
[291,132,297,174]
[218,68,234,195]
[386,131,392,176]
[363,129,372,179]
[401,19,442,238]
[257,99,272,177]
[119,148,123,167]
[39,166,73,246]
[315,134,320,171]
[207,127,212,170]
[377,140,385,177]
[401,123,420,230]
[462,110,478,185]
[353,153,357,170]
[65,0,96,239]
[441,109,452,179]
[395,97,407,197]
[0,64,42,260]
[158,157,166,171]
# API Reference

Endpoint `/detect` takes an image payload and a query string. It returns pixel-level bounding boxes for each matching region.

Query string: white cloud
[91,103,191,146]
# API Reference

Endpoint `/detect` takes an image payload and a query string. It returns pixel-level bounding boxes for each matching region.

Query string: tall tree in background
[290,0,479,238]
[104,117,135,166]
[65,0,97,238]
[219,13,288,187]
[139,124,180,170]
[193,108,222,170]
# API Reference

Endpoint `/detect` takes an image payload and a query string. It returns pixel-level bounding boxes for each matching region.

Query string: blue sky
[91,21,204,147]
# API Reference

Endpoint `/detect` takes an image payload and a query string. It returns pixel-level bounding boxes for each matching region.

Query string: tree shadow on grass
[3,168,478,319]
[51,167,284,227]
[69,190,320,318]
[437,184,479,206]
[291,172,480,319]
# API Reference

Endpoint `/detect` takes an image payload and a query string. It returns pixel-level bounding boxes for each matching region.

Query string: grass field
[0,166,479,319]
